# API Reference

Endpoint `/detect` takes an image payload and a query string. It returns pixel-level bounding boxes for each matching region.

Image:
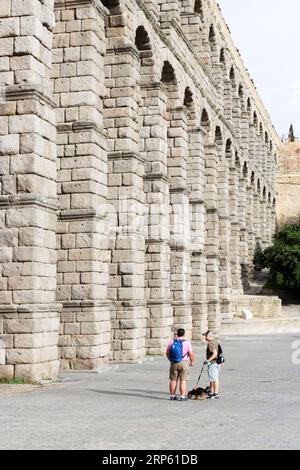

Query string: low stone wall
[232,295,282,319]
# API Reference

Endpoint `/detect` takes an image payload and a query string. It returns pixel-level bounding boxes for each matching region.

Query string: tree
[263,224,300,292]
[288,124,295,142]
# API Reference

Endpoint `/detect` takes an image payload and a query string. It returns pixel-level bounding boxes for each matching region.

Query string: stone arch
[257,179,261,195]
[247,97,251,113]
[215,125,223,146]
[225,138,232,158]
[263,186,267,200]
[268,192,272,205]
[135,26,151,52]
[238,84,244,99]
[194,0,204,18]
[235,151,241,170]
[100,0,120,11]
[161,60,177,85]
[253,111,258,127]
[220,48,226,64]
[200,108,210,131]
[230,66,236,87]
[184,86,194,108]
[259,123,263,137]
[135,26,155,85]
[265,131,269,144]
[209,24,216,46]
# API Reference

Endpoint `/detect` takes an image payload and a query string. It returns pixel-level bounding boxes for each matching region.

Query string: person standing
[203,330,222,400]
[166,329,195,401]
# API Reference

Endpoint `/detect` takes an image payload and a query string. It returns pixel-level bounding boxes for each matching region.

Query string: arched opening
[101,0,120,11]
[135,26,154,86]
[225,138,232,158]
[200,108,210,130]
[215,126,223,146]
[243,162,248,178]
[253,111,258,127]
[230,66,235,87]
[194,0,203,18]
[220,48,225,64]
[209,25,216,46]
[265,132,269,144]
[238,84,244,99]
[268,192,272,205]
[251,171,255,185]
[263,187,266,200]
[257,179,261,194]
[259,123,263,137]
[247,98,251,113]
[184,87,194,108]
[135,26,151,52]
[235,152,241,168]
[161,61,177,84]
[273,198,276,207]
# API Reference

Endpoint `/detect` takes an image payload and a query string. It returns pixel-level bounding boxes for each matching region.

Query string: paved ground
[0,333,300,450]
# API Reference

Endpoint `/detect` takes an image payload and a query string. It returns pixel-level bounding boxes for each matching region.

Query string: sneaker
[206,391,214,398]
[178,396,188,402]
[208,394,220,400]
[170,396,177,401]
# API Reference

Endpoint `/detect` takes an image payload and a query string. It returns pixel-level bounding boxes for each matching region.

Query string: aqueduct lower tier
[0,0,280,380]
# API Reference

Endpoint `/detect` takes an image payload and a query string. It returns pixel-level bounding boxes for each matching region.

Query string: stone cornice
[54,0,108,19]
[56,121,107,139]
[106,45,140,61]
[4,85,55,108]
[140,82,165,92]
[108,151,146,165]
[0,303,62,315]
[62,300,111,309]
[147,300,172,306]
[144,173,170,184]
[0,195,58,212]
[59,209,107,221]
[169,187,188,195]
[189,198,204,204]
[145,238,168,245]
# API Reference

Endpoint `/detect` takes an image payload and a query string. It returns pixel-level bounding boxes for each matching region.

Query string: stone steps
[221,314,300,336]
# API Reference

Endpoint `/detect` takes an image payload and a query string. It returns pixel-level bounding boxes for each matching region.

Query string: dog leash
[196,364,205,385]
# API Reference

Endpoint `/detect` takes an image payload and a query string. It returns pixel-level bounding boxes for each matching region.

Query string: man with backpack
[166,329,194,401]
[203,330,224,400]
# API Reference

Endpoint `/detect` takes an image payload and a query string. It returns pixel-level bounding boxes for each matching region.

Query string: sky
[217,0,300,139]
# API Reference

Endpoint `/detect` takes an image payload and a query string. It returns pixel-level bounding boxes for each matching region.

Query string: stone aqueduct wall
[0,0,279,381]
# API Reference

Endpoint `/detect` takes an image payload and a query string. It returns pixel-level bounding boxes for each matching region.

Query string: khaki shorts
[169,362,190,382]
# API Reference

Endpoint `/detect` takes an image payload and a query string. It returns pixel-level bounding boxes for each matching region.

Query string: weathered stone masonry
[0,0,279,380]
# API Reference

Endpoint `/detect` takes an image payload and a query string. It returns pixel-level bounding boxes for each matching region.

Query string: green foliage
[0,378,38,385]
[253,244,265,270]
[263,224,300,291]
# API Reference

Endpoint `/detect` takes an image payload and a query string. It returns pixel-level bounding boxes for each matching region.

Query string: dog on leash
[188,386,210,400]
